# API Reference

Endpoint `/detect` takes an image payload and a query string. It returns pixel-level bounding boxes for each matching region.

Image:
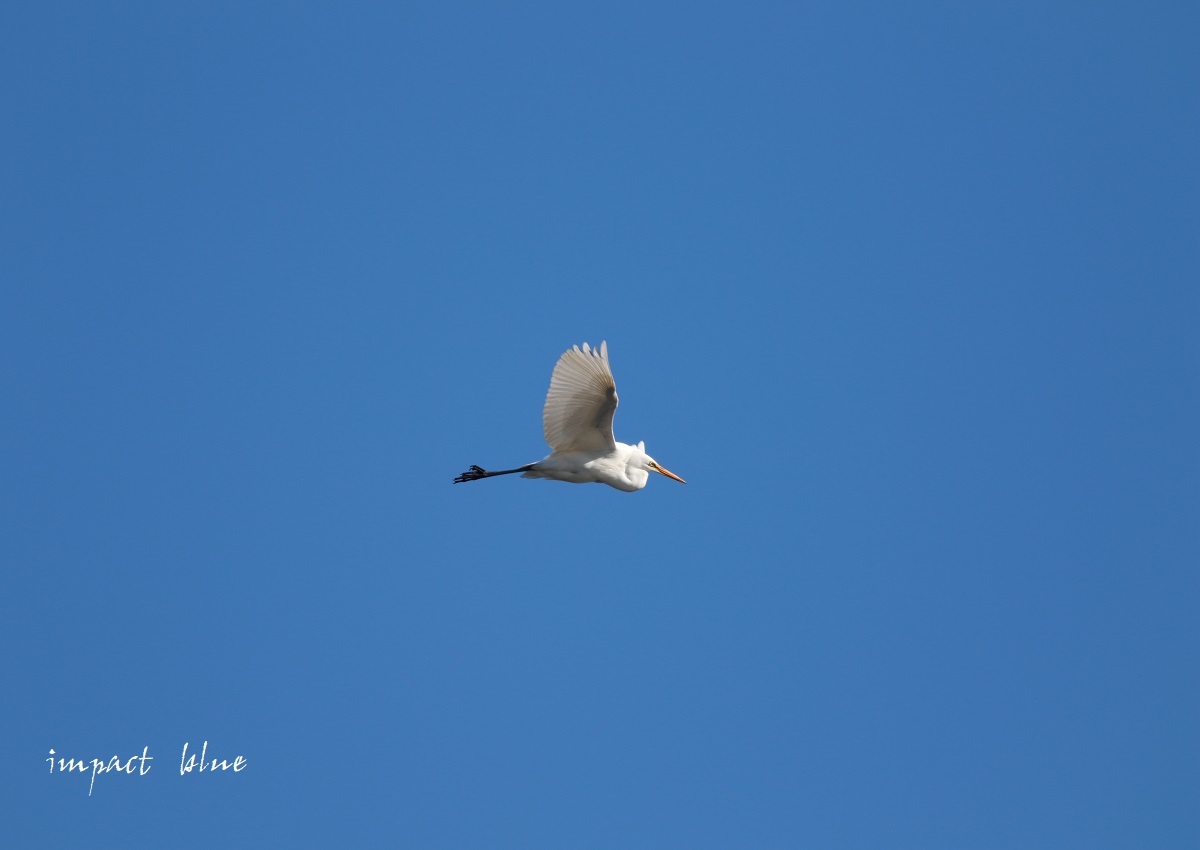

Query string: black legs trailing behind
[453,464,534,484]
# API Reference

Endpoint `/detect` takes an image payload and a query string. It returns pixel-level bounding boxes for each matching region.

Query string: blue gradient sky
[3,2,1197,847]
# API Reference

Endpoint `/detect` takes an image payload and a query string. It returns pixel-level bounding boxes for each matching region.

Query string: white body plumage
[455,341,685,492]
[521,441,660,492]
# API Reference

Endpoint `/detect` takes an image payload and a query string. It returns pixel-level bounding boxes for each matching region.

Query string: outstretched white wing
[542,341,618,452]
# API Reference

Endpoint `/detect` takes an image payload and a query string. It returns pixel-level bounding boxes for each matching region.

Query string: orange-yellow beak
[650,462,686,484]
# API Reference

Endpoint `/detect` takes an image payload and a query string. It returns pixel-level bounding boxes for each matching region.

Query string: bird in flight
[454,341,686,492]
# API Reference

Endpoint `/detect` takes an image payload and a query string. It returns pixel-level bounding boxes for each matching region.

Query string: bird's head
[631,440,686,485]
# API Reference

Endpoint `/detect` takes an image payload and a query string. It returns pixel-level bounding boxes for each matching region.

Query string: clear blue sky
[3,2,1197,847]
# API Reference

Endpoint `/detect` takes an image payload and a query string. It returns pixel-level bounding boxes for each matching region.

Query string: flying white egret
[454,341,686,492]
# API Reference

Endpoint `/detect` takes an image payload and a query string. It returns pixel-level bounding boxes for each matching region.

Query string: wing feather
[542,341,618,452]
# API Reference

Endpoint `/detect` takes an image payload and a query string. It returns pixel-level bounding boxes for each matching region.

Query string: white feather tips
[576,340,608,362]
